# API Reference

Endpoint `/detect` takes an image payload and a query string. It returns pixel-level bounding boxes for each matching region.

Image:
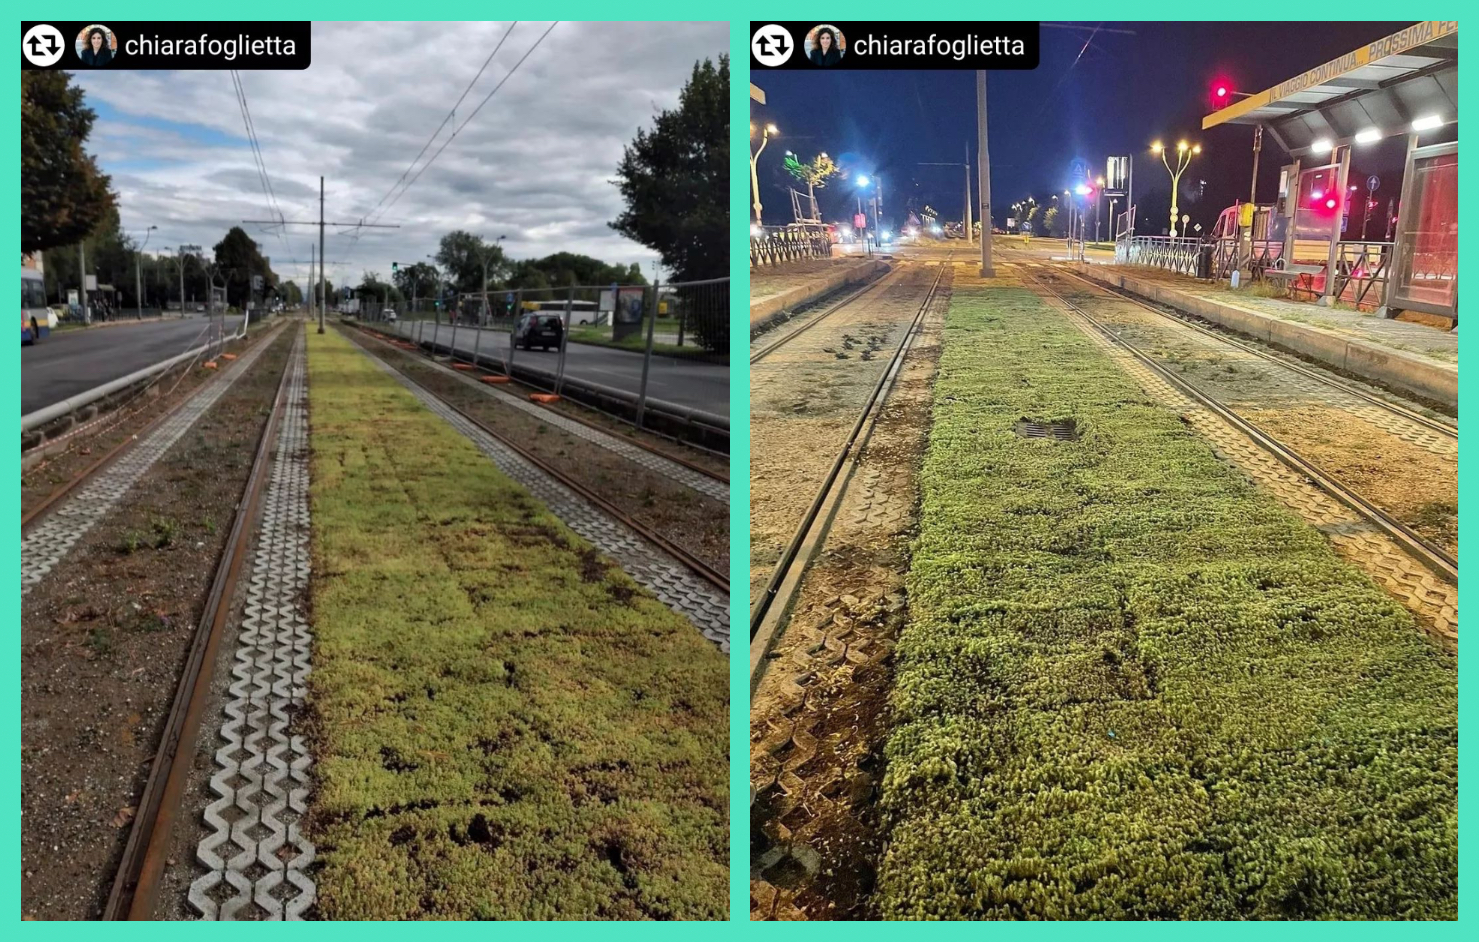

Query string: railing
[750,225,832,268]
[1209,238,1285,281]
[1330,241,1392,311]
[1115,236,1201,276]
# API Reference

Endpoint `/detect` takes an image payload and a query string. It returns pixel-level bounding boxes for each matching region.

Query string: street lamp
[1151,139,1201,237]
[135,225,157,319]
[749,122,777,225]
[479,235,506,323]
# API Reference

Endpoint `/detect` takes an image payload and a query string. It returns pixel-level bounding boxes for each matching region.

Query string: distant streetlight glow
[1152,136,1201,237]
[856,174,870,186]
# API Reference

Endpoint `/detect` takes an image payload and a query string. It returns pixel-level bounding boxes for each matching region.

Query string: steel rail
[749,262,948,653]
[351,322,728,486]
[1047,265,1457,437]
[1022,269,1457,584]
[749,258,932,365]
[339,326,728,594]
[22,323,287,532]
[103,329,299,920]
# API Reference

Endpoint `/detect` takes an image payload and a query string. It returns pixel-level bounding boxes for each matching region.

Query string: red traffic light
[1215,86,1228,98]
[1325,197,1338,210]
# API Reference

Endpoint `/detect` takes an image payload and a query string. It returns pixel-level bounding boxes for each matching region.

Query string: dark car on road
[514,312,564,351]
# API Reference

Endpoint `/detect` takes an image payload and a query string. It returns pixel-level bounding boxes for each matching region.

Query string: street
[387,320,730,419]
[21,314,244,415]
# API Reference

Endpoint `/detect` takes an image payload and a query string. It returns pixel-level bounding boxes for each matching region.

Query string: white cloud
[73,20,728,287]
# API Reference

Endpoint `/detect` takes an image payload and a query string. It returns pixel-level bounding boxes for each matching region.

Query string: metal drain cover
[1015,418,1080,441]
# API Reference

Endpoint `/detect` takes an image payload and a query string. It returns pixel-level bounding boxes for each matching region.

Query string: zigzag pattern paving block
[189,333,315,920]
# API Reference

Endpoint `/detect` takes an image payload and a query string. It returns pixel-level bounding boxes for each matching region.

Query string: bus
[520,298,601,325]
[22,266,54,344]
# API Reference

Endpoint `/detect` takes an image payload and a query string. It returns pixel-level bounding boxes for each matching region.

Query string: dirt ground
[22,329,275,520]
[19,326,294,920]
[750,268,951,920]
[750,266,940,605]
[1037,269,1458,561]
[343,326,729,575]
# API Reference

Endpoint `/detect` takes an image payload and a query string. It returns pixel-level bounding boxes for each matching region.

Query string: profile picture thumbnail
[75,25,117,67]
[805,25,845,66]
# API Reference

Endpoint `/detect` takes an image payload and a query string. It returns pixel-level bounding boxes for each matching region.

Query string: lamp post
[1151,139,1201,237]
[135,225,157,319]
[481,234,506,325]
[749,122,777,225]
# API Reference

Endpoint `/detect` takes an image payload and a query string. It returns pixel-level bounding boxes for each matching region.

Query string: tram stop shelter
[1203,21,1457,324]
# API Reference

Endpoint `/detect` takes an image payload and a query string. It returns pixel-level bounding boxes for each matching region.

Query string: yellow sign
[1204,21,1458,128]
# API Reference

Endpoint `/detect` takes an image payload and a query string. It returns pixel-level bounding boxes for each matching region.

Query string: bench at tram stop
[1263,259,1325,301]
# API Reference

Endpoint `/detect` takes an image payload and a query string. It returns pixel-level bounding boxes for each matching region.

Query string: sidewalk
[750,256,887,326]
[1082,264,1457,408]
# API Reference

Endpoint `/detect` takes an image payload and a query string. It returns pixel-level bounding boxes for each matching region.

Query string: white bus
[22,266,54,344]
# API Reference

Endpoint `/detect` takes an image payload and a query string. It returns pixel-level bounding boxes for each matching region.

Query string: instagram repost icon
[751,24,793,67]
[23,24,66,67]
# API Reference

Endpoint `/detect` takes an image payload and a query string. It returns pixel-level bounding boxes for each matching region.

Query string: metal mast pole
[318,175,326,334]
[1250,125,1263,206]
[977,70,995,277]
[963,143,973,246]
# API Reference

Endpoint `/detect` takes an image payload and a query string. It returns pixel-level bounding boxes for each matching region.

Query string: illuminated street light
[749,122,777,224]
[1153,136,1202,237]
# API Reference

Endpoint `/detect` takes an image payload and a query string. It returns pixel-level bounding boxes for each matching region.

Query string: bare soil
[342,326,729,575]
[750,273,950,920]
[19,326,294,920]
[750,266,939,605]
[22,328,275,520]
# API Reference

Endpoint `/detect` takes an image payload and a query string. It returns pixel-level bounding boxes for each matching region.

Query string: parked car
[383,307,397,322]
[513,312,564,351]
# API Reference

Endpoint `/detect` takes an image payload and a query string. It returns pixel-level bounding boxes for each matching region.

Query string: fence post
[676,301,686,348]
[507,288,522,377]
[449,315,459,364]
[634,279,660,430]
[432,317,440,354]
[470,315,482,369]
[555,285,574,396]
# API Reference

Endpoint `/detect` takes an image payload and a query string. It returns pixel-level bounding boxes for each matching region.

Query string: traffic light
[391,261,399,273]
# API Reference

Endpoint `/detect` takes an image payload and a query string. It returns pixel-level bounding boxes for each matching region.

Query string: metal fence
[1114,236,1202,276]
[1329,241,1393,311]
[750,225,832,268]
[361,278,729,450]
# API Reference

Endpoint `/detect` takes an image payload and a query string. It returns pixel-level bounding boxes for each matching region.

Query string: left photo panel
[20,20,731,920]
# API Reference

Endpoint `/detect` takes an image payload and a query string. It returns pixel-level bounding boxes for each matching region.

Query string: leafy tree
[356,271,400,303]
[212,226,277,307]
[783,151,840,220]
[435,230,507,296]
[610,55,727,288]
[521,252,645,288]
[279,280,303,305]
[1042,206,1061,238]
[22,71,115,254]
[393,262,439,304]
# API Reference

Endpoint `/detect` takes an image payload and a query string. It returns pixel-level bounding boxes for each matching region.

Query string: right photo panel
[748,20,1457,920]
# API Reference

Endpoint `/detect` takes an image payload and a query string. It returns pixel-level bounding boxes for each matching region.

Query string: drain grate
[1015,418,1080,441]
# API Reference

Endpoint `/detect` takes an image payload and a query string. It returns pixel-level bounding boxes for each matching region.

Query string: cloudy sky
[73,21,728,289]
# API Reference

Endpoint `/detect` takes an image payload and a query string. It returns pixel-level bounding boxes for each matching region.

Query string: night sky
[750,21,1418,236]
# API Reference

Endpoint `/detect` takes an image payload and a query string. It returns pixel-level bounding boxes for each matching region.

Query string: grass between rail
[304,328,728,919]
[877,280,1457,919]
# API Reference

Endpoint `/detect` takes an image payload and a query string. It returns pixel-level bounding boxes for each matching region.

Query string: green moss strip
[305,329,728,919]
[877,283,1457,919]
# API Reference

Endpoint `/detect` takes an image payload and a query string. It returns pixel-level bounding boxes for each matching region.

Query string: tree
[783,151,840,221]
[610,56,727,288]
[1042,206,1060,238]
[41,204,132,304]
[279,280,303,306]
[22,71,115,254]
[393,262,438,304]
[212,226,277,308]
[521,252,645,288]
[435,230,507,296]
[356,271,400,303]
